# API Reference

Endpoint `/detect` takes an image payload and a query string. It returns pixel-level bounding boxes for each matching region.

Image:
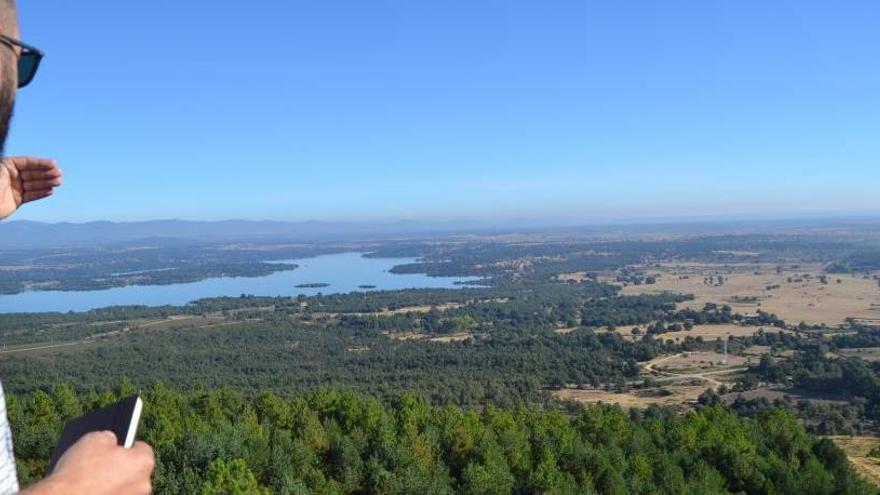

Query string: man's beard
[0,52,15,158]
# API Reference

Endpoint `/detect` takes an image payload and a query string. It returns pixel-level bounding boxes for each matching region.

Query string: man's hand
[0,156,62,220]
[22,432,155,495]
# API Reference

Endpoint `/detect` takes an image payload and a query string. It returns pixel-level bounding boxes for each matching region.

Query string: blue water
[0,253,481,314]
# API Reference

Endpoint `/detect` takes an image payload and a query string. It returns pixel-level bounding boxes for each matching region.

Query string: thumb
[82,430,120,447]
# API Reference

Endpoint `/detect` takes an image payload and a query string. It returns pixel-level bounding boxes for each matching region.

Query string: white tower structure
[721,333,729,366]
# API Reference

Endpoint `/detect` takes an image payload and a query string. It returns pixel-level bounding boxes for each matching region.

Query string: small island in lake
[454,280,484,286]
[295,283,330,288]
[358,285,377,289]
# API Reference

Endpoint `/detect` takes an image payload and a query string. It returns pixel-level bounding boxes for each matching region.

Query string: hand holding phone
[22,396,154,495]
[28,432,155,495]
[48,395,144,472]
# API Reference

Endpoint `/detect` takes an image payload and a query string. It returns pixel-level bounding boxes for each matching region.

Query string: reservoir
[0,252,481,314]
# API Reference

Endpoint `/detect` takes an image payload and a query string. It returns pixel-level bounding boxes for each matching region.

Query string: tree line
[7,383,874,494]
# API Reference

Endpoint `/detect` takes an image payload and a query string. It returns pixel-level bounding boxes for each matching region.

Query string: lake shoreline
[0,253,481,314]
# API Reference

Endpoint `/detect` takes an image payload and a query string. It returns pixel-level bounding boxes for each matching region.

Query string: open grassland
[614,263,880,326]
[829,436,880,486]
[665,323,790,341]
[741,345,795,359]
[653,351,747,373]
[554,384,711,408]
[837,348,880,362]
[344,302,464,316]
[556,272,589,282]
[730,387,852,406]
[330,298,509,317]
[559,322,794,410]
[388,332,474,343]
[554,348,749,408]
[614,323,789,342]
[429,333,473,343]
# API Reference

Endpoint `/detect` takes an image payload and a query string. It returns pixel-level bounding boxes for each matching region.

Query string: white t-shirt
[0,382,18,494]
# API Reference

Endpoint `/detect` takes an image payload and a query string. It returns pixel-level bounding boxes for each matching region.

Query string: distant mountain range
[0,219,490,248]
[2,215,879,249]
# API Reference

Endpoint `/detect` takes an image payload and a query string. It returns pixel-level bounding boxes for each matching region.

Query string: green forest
[8,384,875,494]
[0,286,750,407]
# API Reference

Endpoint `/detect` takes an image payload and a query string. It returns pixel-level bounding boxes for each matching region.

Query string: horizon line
[6,211,880,229]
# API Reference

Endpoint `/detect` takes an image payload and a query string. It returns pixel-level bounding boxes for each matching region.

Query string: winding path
[642,353,746,388]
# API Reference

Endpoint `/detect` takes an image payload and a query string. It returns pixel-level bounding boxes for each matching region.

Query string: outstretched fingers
[9,156,58,171]
[20,168,62,181]
[8,156,63,204]
[23,177,62,191]
[12,157,62,179]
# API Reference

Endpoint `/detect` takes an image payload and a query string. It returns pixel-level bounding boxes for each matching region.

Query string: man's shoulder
[0,381,8,430]
[0,378,19,494]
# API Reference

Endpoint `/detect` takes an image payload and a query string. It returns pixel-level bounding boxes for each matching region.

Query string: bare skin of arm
[0,156,62,220]
[19,431,155,495]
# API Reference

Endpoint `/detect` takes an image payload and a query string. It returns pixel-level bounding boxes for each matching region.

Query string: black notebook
[47,395,143,473]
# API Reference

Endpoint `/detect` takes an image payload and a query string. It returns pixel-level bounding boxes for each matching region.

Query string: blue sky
[8,0,880,223]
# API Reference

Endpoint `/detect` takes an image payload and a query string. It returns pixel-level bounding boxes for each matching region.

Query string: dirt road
[642,353,746,387]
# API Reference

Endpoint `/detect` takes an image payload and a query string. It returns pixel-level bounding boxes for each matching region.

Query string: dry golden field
[339,298,510,317]
[615,323,788,342]
[553,349,749,408]
[429,333,472,343]
[666,323,791,341]
[741,345,771,357]
[653,351,747,373]
[828,436,880,486]
[554,260,870,410]
[553,385,710,408]
[613,263,880,326]
[388,332,473,343]
[556,272,588,282]
[342,302,464,316]
[740,345,795,359]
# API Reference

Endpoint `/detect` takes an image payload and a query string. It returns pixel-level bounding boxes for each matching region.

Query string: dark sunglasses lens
[17,53,38,88]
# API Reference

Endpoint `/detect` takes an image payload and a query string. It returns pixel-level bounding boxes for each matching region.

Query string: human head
[0,0,19,157]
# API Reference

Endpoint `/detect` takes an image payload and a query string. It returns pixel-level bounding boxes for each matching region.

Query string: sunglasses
[0,34,43,88]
